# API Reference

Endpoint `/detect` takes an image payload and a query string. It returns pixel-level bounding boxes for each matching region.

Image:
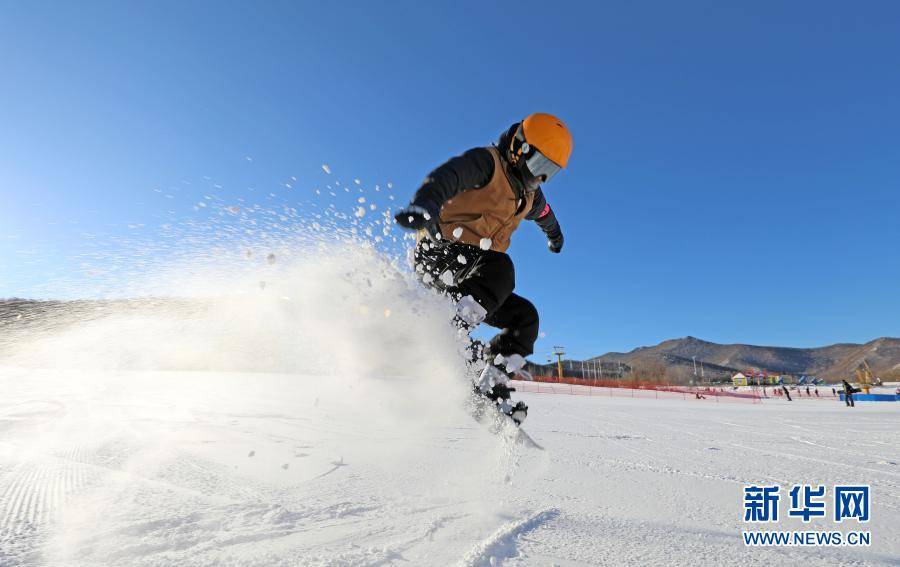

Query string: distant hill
[590,336,900,382]
[525,336,900,384]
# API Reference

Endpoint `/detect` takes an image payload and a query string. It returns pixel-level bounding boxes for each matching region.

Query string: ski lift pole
[553,346,566,381]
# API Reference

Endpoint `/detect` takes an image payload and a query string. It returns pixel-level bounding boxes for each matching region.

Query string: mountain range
[584,336,900,382]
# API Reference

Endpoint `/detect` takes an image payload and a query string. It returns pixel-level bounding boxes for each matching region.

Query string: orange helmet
[505,113,572,188]
[522,113,573,168]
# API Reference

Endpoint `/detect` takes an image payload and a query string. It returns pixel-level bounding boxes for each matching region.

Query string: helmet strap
[508,124,528,165]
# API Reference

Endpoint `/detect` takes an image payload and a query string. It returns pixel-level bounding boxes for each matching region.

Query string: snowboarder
[842,379,860,407]
[393,113,573,425]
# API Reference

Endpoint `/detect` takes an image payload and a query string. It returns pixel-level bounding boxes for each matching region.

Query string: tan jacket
[421,147,534,253]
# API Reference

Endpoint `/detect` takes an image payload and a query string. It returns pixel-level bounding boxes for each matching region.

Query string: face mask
[521,166,543,192]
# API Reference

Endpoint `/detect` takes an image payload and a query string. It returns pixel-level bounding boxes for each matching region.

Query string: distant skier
[782,385,792,401]
[842,380,861,407]
[393,113,573,425]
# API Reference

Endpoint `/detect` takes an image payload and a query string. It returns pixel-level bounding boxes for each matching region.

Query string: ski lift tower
[855,360,878,394]
[552,346,566,381]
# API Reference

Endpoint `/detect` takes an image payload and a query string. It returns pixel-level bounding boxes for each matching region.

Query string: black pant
[414,241,539,358]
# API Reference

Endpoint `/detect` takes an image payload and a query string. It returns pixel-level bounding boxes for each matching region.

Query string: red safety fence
[515,376,763,404]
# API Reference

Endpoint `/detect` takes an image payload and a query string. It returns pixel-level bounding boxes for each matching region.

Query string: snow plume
[3,168,453,377]
[4,239,472,428]
[6,242,457,375]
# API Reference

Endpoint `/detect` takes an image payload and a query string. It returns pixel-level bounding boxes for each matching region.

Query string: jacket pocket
[442,212,491,240]
[445,212,483,222]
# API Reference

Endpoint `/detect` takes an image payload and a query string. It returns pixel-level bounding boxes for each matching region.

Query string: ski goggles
[513,125,563,183]
[523,148,562,183]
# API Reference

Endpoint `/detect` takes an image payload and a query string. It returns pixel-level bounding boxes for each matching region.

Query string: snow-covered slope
[1,367,898,566]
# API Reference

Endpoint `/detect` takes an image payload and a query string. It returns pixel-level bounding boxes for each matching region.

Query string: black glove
[547,233,564,253]
[394,201,441,240]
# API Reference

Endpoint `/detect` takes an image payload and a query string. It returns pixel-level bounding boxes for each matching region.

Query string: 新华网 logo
[742,484,871,547]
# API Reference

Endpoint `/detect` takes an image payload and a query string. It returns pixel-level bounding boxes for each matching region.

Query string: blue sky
[2,1,898,357]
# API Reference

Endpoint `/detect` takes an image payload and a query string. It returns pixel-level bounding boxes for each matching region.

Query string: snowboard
[468,391,544,450]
